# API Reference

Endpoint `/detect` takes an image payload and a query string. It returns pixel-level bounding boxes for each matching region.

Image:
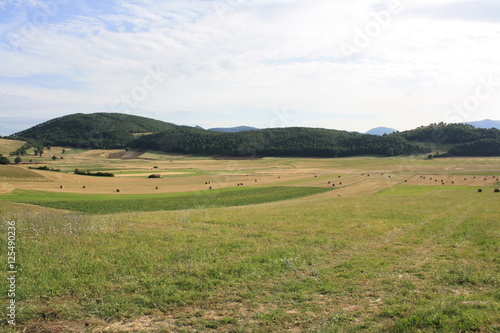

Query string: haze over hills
[365,127,399,136]
[464,119,500,129]
[208,126,260,133]
[5,113,500,157]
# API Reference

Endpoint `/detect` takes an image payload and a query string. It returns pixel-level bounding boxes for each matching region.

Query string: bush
[74,169,114,177]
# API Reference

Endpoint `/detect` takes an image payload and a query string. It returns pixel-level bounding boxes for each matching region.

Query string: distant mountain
[464,119,500,129]
[10,113,178,149]
[365,127,398,135]
[208,126,259,133]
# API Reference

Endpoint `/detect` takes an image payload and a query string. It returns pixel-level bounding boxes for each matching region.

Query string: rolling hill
[10,113,178,149]
[7,113,500,157]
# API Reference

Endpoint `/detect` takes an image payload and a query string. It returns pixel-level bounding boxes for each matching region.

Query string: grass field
[0,166,46,181]
[0,151,499,332]
[0,187,332,214]
[0,139,25,156]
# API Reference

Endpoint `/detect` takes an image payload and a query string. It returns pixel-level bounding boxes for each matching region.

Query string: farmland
[0,147,499,332]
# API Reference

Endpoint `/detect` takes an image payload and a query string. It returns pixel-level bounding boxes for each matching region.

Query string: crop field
[0,148,499,332]
[0,140,26,156]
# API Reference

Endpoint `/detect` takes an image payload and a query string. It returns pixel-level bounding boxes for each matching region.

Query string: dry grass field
[0,147,499,332]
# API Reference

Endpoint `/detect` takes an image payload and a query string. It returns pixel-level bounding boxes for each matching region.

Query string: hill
[9,113,500,157]
[10,113,177,149]
[398,122,500,156]
[464,119,500,129]
[208,126,260,133]
[365,127,398,135]
[0,138,26,155]
[132,126,429,157]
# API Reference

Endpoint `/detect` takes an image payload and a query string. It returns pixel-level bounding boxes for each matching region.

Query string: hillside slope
[132,126,430,157]
[10,113,177,149]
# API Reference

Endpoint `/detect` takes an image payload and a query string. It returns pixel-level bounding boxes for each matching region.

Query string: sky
[1,0,499,136]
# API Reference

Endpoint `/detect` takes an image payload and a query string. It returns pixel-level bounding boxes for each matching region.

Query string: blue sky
[1,0,499,136]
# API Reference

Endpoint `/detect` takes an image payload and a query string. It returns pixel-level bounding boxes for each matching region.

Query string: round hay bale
[477,189,482,193]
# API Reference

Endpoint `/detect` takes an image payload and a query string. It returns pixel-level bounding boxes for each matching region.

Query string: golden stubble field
[0,148,499,332]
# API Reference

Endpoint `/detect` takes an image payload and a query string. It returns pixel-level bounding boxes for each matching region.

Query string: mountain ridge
[7,113,500,157]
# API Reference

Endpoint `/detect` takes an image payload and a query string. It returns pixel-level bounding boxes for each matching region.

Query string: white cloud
[0,0,499,135]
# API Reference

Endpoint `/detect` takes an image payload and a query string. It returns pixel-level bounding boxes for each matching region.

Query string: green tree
[52,155,57,161]
[0,155,10,165]
[14,156,22,164]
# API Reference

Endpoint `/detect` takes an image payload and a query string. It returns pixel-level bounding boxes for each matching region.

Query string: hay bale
[477,189,482,193]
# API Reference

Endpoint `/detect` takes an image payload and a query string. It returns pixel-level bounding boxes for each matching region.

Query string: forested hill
[398,123,500,156]
[131,127,429,157]
[8,114,500,157]
[10,113,177,149]
[399,123,500,144]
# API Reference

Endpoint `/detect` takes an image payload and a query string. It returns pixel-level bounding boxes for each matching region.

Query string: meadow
[0,148,499,332]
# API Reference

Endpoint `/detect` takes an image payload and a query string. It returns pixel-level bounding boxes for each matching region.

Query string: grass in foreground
[0,183,498,332]
[0,186,332,214]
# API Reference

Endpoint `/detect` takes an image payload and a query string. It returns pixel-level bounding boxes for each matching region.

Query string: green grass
[0,186,333,214]
[0,181,498,332]
[0,155,499,332]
